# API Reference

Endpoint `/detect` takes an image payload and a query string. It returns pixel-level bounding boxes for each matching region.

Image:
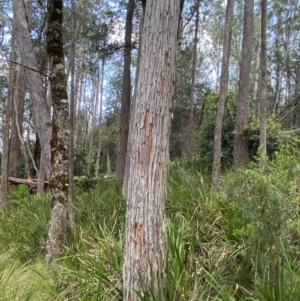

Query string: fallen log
[0,176,48,187]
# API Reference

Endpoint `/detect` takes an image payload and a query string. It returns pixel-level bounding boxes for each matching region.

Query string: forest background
[0,0,300,300]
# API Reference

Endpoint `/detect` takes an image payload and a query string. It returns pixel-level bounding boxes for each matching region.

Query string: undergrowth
[0,148,300,300]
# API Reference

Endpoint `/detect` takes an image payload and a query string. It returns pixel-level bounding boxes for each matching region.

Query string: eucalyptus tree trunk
[123,1,146,195]
[187,0,200,163]
[1,21,16,207]
[46,0,70,266]
[116,0,134,183]
[13,0,52,186]
[69,0,76,227]
[233,0,254,167]
[259,0,267,156]
[212,0,235,184]
[95,60,105,178]
[123,1,180,300]
[87,80,97,176]
[9,62,26,178]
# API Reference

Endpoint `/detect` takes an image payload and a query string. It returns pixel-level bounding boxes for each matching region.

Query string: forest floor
[1,149,300,300]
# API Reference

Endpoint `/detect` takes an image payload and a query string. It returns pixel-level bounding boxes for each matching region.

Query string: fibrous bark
[233,0,254,167]
[46,0,70,266]
[123,1,180,300]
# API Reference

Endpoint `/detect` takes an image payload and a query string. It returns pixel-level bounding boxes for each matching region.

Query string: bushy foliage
[1,148,300,300]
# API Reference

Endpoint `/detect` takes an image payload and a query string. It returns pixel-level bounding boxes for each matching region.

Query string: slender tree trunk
[187,0,200,163]
[1,21,16,207]
[87,82,97,176]
[69,0,76,227]
[259,0,267,156]
[13,0,52,184]
[9,58,26,178]
[123,1,180,300]
[273,12,282,115]
[46,0,70,266]
[107,153,111,174]
[95,60,105,178]
[116,0,135,183]
[233,0,254,167]
[212,0,235,184]
[123,1,146,196]
[253,41,260,106]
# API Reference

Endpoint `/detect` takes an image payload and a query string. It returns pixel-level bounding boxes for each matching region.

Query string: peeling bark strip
[46,0,70,265]
[123,1,181,300]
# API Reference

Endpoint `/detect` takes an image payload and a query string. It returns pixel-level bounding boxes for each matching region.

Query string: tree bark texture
[13,0,52,182]
[46,0,70,266]
[116,0,134,183]
[259,0,267,155]
[123,1,180,300]
[212,0,235,184]
[233,0,254,167]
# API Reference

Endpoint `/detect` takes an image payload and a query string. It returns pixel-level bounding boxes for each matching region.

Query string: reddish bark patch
[133,223,144,253]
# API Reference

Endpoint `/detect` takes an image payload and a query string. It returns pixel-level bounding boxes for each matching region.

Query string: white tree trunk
[123,1,180,300]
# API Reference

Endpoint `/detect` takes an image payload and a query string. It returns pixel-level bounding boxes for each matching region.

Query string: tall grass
[0,151,300,300]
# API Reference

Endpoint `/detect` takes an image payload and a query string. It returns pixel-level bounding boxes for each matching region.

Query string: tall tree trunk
[9,57,26,178]
[46,0,70,266]
[259,0,267,156]
[95,60,105,178]
[69,0,76,227]
[187,0,200,163]
[233,0,254,167]
[116,0,135,183]
[13,0,52,184]
[87,81,97,176]
[123,1,146,196]
[212,0,235,184]
[1,21,16,207]
[123,1,180,300]
[273,11,282,115]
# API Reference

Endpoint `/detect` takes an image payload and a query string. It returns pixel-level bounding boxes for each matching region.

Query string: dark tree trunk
[233,0,254,167]
[116,0,135,183]
[123,1,146,196]
[9,63,26,178]
[46,0,70,266]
